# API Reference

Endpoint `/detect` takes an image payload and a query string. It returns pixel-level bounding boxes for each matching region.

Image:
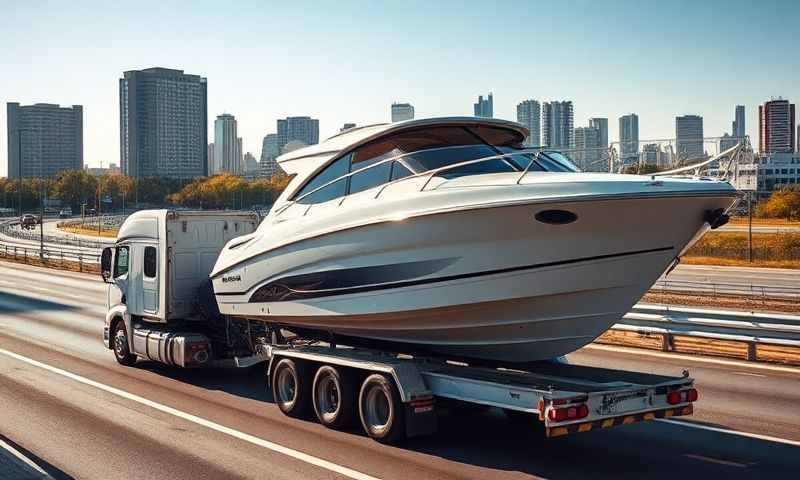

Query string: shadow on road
[0,291,78,313]
[0,433,75,480]
[131,362,799,478]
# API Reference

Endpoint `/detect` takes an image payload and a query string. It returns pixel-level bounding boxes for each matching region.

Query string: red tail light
[667,391,682,405]
[548,403,589,422]
[687,388,699,402]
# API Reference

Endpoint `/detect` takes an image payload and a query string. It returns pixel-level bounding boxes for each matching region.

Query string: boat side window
[295,154,351,204]
[349,161,392,194]
[390,161,413,181]
[114,246,129,278]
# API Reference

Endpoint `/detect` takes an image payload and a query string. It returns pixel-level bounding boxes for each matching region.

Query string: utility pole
[748,190,753,263]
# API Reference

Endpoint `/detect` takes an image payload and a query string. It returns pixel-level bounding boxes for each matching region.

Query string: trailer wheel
[272,358,311,418]
[358,374,405,444]
[312,365,355,429]
[112,321,137,366]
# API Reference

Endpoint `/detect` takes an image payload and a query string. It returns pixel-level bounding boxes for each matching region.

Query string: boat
[210,117,738,362]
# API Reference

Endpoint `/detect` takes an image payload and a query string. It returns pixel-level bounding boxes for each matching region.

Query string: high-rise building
[733,105,745,139]
[589,118,608,148]
[7,102,83,178]
[277,116,319,151]
[719,133,738,152]
[259,133,281,177]
[244,152,258,173]
[541,101,573,149]
[572,126,601,171]
[759,98,795,153]
[675,115,704,159]
[119,67,207,179]
[618,114,639,161]
[473,93,493,118]
[207,143,215,173]
[391,103,414,122]
[213,114,241,174]
[640,143,670,167]
[516,100,541,147]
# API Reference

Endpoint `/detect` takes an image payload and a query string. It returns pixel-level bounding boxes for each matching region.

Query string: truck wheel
[312,365,355,429]
[358,374,405,444]
[272,358,311,418]
[112,321,137,366]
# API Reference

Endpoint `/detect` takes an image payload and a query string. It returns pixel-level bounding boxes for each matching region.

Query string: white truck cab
[101,210,259,366]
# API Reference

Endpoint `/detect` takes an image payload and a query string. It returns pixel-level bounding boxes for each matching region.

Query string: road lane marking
[0,437,54,478]
[658,419,800,447]
[0,347,381,480]
[731,371,766,378]
[683,454,749,468]
[584,344,800,374]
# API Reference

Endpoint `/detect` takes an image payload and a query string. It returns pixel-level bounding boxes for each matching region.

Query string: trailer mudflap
[546,404,693,438]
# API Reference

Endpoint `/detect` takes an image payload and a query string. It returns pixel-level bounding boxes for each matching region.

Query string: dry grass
[728,216,800,226]
[683,231,800,268]
[59,225,118,238]
[642,291,800,314]
[682,256,800,269]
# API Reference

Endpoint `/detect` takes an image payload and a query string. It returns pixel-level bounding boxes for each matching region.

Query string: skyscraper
[214,114,241,174]
[259,133,281,177]
[618,114,639,161]
[572,126,601,171]
[516,100,541,147]
[588,118,608,148]
[473,93,493,118]
[759,98,795,153]
[733,105,745,139]
[676,115,705,159]
[541,101,573,149]
[207,143,215,173]
[244,152,258,174]
[7,102,83,178]
[391,102,414,122]
[119,67,208,179]
[277,116,319,151]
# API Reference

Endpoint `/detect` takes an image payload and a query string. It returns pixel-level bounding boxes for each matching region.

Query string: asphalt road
[0,262,799,479]
[719,224,800,233]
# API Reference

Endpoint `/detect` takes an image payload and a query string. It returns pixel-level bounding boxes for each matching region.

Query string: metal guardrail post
[78,253,82,272]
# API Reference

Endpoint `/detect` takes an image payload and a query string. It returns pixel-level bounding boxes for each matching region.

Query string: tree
[99,174,133,209]
[51,170,98,212]
[757,185,800,221]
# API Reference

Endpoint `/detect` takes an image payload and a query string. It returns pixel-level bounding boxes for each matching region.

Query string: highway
[659,264,800,293]
[0,262,799,479]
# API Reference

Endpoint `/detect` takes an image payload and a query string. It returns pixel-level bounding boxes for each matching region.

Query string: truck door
[110,245,130,307]
[141,244,159,314]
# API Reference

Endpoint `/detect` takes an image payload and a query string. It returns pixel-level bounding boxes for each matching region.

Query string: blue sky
[1,0,798,175]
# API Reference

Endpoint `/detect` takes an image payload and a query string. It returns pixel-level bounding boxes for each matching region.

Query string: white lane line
[0,437,53,478]
[657,419,800,448]
[0,347,381,480]
[683,453,749,468]
[584,344,800,374]
[731,371,766,378]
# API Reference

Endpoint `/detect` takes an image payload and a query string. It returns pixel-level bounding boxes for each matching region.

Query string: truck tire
[112,321,137,366]
[272,358,311,418]
[358,373,405,444]
[312,365,355,429]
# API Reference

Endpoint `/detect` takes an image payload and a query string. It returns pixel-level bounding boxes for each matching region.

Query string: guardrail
[652,278,800,299]
[0,221,111,249]
[606,304,800,365]
[0,242,100,272]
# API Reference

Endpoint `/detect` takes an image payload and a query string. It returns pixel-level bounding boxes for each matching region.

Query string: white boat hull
[213,190,736,362]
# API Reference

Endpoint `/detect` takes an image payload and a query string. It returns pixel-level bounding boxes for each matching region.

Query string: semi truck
[101,209,697,444]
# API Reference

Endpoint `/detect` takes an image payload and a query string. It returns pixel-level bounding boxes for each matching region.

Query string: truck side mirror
[101,247,113,283]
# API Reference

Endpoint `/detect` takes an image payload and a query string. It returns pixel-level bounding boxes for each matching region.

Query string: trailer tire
[358,374,405,444]
[272,358,311,418]
[312,365,355,429]
[112,321,137,367]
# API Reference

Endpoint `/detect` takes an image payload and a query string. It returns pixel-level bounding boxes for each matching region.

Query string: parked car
[59,208,73,218]
[20,214,38,229]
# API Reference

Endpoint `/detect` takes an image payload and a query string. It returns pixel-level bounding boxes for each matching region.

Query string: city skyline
[1,0,798,176]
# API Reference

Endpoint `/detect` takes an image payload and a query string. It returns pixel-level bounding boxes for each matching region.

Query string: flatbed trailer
[100,209,698,444]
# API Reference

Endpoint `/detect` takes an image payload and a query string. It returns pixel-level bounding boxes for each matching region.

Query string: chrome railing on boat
[276,147,571,216]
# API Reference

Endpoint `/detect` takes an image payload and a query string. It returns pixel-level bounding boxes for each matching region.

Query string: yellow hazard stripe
[546,405,693,437]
